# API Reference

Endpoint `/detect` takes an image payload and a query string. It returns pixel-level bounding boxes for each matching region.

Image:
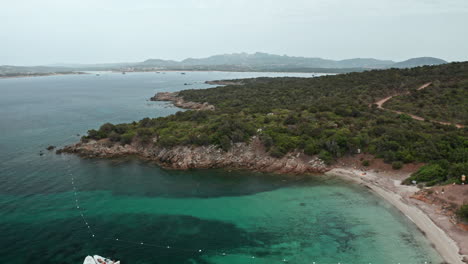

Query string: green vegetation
[83,62,468,185]
[392,161,403,170]
[457,204,468,222]
[404,161,468,186]
[385,80,468,125]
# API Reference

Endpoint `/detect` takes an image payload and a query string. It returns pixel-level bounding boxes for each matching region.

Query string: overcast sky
[1,0,467,65]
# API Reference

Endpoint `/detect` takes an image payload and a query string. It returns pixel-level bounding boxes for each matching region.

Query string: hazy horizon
[2,0,468,66]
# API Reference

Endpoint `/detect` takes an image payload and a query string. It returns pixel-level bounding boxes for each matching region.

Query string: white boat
[83,256,96,264]
[93,255,120,264]
[83,255,120,264]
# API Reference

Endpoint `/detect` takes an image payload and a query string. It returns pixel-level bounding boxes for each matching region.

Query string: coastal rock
[58,138,329,174]
[46,145,56,151]
[150,92,215,111]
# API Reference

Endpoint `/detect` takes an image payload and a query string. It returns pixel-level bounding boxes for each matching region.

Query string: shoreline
[57,138,329,174]
[326,168,465,264]
[58,138,467,263]
[150,92,215,111]
[112,69,333,74]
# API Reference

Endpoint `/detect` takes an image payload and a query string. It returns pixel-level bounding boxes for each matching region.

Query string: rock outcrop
[58,138,329,174]
[150,92,215,111]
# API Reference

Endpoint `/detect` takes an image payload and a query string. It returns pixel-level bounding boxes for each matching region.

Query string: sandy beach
[326,167,466,264]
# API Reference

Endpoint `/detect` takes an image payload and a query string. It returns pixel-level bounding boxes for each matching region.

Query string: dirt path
[372,82,464,128]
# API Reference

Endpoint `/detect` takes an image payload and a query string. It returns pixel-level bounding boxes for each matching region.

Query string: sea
[0,71,443,264]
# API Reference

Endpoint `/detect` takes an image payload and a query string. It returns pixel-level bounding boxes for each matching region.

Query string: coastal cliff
[59,137,328,174]
[150,92,215,111]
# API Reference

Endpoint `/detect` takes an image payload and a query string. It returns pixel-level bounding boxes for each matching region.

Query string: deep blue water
[0,72,443,264]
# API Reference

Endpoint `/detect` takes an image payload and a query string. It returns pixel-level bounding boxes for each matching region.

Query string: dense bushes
[403,161,467,186]
[83,62,468,185]
[457,204,468,222]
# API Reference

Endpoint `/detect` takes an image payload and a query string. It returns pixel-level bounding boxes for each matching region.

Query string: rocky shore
[58,137,329,174]
[150,92,215,111]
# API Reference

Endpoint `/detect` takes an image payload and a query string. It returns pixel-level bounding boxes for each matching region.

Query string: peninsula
[59,62,468,263]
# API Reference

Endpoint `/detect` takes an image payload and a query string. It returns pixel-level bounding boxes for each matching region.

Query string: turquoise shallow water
[0,72,443,264]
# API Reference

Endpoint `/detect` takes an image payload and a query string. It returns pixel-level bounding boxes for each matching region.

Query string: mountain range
[140,52,447,69]
[1,52,448,75]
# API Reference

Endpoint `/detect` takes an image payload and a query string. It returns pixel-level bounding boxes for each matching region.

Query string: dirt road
[372,82,464,128]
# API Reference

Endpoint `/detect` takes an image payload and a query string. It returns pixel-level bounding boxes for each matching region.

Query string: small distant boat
[96,74,100,76]
[181,72,186,75]
[83,255,120,264]
[122,72,126,75]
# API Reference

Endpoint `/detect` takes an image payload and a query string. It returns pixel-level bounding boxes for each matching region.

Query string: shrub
[158,135,179,148]
[108,131,121,142]
[362,160,370,166]
[456,204,468,222]
[392,161,403,170]
[136,128,154,143]
[120,131,136,145]
[219,135,232,151]
[318,150,333,165]
[304,140,319,156]
[99,123,115,134]
[270,147,285,158]
[404,163,447,184]
[260,134,274,151]
[87,129,103,140]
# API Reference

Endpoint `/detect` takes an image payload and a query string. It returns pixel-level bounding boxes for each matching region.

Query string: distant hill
[138,52,446,70]
[1,53,449,75]
[173,52,396,68]
[392,57,447,68]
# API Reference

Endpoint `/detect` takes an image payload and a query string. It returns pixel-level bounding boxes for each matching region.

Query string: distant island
[0,66,87,78]
[1,52,448,77]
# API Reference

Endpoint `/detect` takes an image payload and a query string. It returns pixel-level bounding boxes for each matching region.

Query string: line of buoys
[69,165,95,238]
[67,165,295,263]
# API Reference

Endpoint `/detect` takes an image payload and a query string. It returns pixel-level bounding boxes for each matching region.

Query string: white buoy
[198,249,202,252]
